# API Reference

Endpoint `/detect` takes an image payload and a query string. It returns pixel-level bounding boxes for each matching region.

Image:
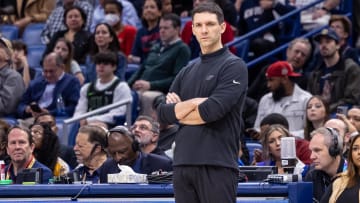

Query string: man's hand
[166,92,182,104]
[133,80,151,91]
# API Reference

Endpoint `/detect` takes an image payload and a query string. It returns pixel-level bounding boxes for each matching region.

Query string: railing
[61,98,132,145]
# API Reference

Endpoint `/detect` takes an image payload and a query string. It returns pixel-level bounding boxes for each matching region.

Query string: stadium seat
[22,23,45,46]
[0,25,19,40]
[125,63,140,81]
[27,45,45,69]
[246,142,262,163]
[114,90,139,126]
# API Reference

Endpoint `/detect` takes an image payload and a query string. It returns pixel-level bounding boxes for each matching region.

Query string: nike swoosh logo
[233,80,241,85]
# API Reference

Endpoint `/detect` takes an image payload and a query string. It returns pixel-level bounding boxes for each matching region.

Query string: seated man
[98,125,173,183]
[131,115,168,158]
[5,126,53,184]
[73,125,108,183]
[17,52,81,120]
[0,37,25,117]
[128,13,191,117]
[74,51,132,128]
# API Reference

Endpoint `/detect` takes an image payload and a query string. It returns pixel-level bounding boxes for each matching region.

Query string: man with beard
[307,28,360,113]
[98,125,173,183]
[254,61,312,138]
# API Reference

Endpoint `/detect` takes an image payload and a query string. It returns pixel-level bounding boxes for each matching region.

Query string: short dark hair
[135,115,160,134]
[104,0,123,14]
[94,51,118,66]
[161,13,181,28]
[12,40,28,55]
[260,113,289,130]
[192,2,224,24]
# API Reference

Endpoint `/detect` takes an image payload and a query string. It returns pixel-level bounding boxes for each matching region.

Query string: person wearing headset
[305,127,347,202]
[0,37,25,117]
[73,125,108,183]
[98,125,173,183]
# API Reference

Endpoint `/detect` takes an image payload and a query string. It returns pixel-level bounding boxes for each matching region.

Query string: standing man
[157,2,248,203]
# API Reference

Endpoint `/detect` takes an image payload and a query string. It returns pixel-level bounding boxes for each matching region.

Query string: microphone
[280,137,297,174]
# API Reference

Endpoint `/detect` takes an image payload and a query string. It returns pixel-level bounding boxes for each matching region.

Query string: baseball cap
[314,28,339,43]
[266,61,301,78]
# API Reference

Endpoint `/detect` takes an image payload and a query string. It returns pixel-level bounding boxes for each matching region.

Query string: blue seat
[0,25,19,40]
[114,90,139,126]
[232,38,249,62]
[125,63,140,81]
[27,45,45,69]
[22,23,45,46]
[246,142,262,163]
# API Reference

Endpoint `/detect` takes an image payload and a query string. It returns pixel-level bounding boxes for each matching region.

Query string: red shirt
[117,25,137,56]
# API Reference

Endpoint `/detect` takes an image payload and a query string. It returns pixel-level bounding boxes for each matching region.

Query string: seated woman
[43,6,91,64]
[320,134,360,203]
[304,95,330,141]
[30,123,70,177]
[255,124,308,177]
[53,38,85,85]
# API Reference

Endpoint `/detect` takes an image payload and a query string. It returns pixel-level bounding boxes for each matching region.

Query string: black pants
[173,165,238,203]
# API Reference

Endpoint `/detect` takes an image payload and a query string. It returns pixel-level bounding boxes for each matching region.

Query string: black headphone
[326,127,341,157]
[106,126,140,152]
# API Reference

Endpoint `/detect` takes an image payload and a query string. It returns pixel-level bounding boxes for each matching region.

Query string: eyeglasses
[130,124,151,132]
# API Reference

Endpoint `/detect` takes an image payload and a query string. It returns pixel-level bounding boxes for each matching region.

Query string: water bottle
[56,95,66,116]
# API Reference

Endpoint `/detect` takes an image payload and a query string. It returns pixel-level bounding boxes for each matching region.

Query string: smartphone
[337,106,348,115]
[30,103,42,113]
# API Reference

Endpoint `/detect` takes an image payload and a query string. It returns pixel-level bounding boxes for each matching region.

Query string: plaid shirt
[40,1,94,44]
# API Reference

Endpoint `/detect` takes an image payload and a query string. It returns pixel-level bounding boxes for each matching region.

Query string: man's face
[267,77,286,102]
[107,133,137,166]
[6,128,34,165]
[131,120,156,146]
[318,37,339,59]
[330,20,348,44]
[192,12,225,53]
[96,62,116,79]
[73,133,95,164]
[12,49,25,64]
[42,57,63,84]
[348,108,360,132]
[35,115,58,134]
[286,42,310,70]
[309,133,335,171]
[159,19,178,44]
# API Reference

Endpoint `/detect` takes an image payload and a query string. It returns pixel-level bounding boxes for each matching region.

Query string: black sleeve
[320,183,333,203]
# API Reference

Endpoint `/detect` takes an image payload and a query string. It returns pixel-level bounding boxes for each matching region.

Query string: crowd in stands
[1,0,360,201]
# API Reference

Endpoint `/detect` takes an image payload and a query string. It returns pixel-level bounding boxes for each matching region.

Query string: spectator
[5,126,53,184]
[12,0,55,32]
[131,115,169,158]
[11,40,36,88]
[161,0,173,14]
[98,125,173,183]
[30,123,70,176]
[256,124,308,177]
[180,0,235,59]
[0,37,25,117]
[305,127,346,202]
[307,28,360,113]
[34,112,78,169]
[248,38,313,101]
[254,61,312,138]
[43,6,92,64]
[85,23,127,83]
[0,120,10,165]
[128,0,162,64]
[103,0,137,57]
[53,38,85,85]
[320,133,360,203]
[304,95,330,141]
[91,0,140,32]
[41,0,93,45]
[17,52,81,119]
[128,13,190,116]
[347,106,360,132]
[74,51,132,128]
[73,125,108,183]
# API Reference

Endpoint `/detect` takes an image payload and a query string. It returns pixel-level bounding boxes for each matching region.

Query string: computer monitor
[238,166,277,182]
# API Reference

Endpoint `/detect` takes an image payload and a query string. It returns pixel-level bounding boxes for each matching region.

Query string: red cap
[265,61,301,78]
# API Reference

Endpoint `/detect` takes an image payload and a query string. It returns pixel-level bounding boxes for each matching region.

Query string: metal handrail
[61,98,132,145]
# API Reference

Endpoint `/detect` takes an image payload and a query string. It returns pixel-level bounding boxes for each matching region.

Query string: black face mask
[272,83,287,102]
